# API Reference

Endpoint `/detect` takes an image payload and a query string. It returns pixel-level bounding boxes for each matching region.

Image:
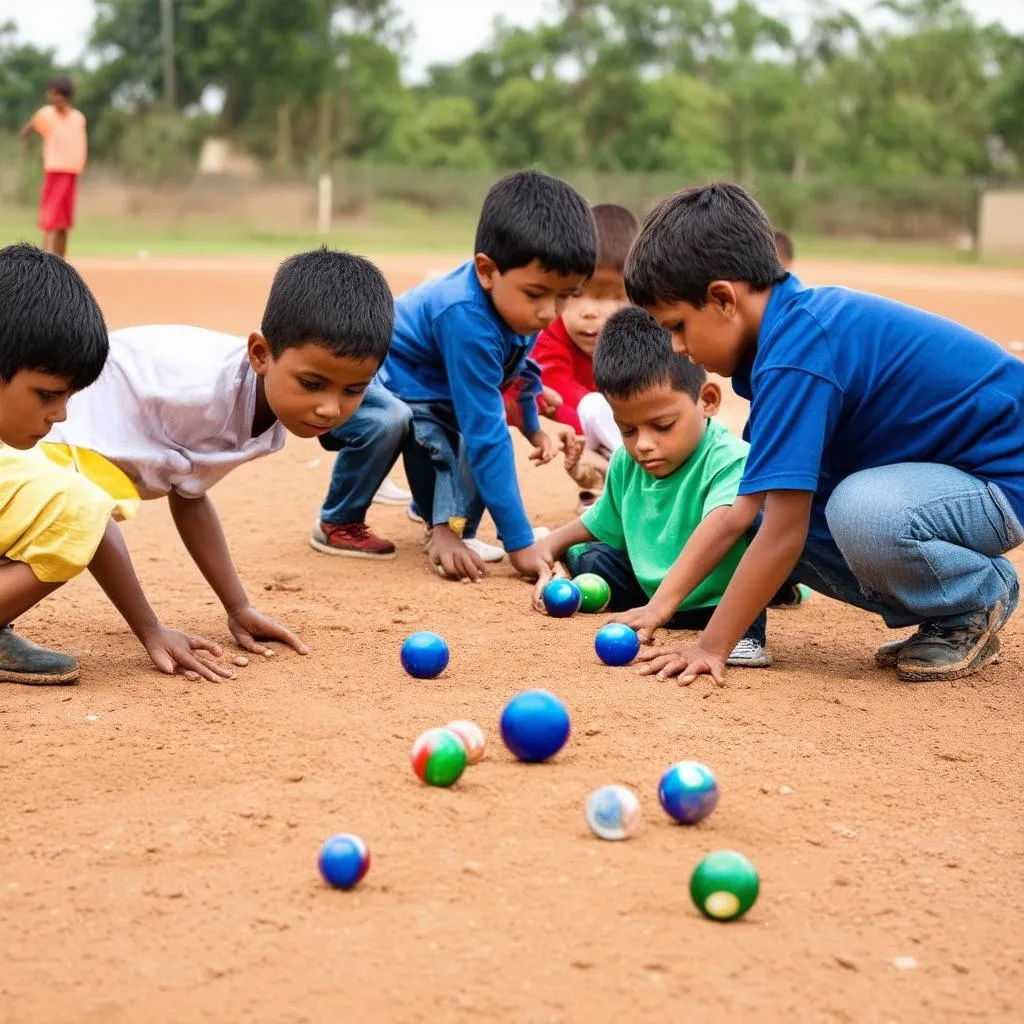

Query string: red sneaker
[310,521,397,559]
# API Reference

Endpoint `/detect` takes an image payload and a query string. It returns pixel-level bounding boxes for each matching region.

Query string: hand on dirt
[636,642,727,685]
[427,527,486,581]
[228,606,310,658]
[140,625,234,682]
[610,603,672,645]
[510,542,553,583]
[528,429,558,466]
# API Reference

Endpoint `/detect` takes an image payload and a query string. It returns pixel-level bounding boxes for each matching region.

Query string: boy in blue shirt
[313,170,597,580]
[622,182,1023,684]
[532,307,771,667]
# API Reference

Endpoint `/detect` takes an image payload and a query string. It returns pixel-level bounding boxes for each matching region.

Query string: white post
[317,173,333,236]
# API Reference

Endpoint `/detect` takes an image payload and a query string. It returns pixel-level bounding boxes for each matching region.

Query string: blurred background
[2,0,1023,260]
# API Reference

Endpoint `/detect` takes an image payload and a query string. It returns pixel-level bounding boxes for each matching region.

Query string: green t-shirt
[580,419,750,611]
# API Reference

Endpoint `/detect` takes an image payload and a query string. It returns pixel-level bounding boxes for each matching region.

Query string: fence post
[317,173,333,235]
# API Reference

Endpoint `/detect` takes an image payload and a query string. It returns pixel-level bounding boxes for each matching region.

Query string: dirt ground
[2,255,1022,1024]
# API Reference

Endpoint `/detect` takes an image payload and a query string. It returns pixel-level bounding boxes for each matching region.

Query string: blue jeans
[792,464,1022,630]
[403,400,484,540]
[319,378,412,525]
[564,542,768,646]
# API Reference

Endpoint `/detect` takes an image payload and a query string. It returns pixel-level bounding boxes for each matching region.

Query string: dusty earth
[2,255,1022,1024]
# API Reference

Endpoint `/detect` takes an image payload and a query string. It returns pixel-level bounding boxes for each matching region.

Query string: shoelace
[328,522,370,540]
[732,638,760,657]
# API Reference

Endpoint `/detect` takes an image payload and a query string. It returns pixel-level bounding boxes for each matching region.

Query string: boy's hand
[509,542,552,581]
[139,625,235,682]
[610,601,674,644]
[636,642,727,685]
[556,426,585,470]
[527,429,557,465]
[427,526,486,581]
[228,605,310,657]
[539,386,563,417]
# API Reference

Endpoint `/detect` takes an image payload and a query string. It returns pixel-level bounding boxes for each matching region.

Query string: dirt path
[1,255,1021,1023]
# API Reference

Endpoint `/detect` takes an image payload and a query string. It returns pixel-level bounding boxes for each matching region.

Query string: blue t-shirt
[380,261,541,552]
[734,274,1024,525]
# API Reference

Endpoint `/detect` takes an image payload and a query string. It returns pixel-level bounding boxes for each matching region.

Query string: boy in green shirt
[533,306,770,667]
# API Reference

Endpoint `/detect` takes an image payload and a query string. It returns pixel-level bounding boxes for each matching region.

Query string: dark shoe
[875,635,913,669]
[896,605,1005,682]
[309,521,397,559]
[0,626,79,685]
[769,582,813,610]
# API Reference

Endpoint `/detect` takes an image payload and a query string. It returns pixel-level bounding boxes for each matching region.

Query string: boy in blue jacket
[621,182,1023,684]
[313,170,596,580]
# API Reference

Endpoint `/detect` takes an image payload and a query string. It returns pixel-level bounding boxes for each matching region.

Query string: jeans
[564,542,768,646]
[403,400,485,539]
[319,377,412,525]
[791,463,1022,630]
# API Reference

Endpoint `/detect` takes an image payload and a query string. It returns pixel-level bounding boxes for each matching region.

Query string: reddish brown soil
[2,256,1021,1023]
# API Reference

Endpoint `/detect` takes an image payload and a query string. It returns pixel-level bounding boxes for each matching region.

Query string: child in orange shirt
[20,76,87,257]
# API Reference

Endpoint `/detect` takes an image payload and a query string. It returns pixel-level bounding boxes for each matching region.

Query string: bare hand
[610,603,673,644]
[509,542,553,582]
[530,543,563,611]
[140,625,234,682]
[636,642,727,685]
[427,527,486,581]
[228,606,310,657]
[556,426,585,470]
[528,429,557,466]
[539,386,563,417]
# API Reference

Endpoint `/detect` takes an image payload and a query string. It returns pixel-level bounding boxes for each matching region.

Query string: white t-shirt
[50,325,286,499]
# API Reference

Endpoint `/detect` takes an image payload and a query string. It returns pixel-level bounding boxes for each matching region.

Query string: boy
[530,203,638,505]
[50,247,394,661]
[774,230,794,269]
[312,169,597,582]
[532,307,770,667]
[0,243,235,685]
[20,76,87,257]
[625,182,1023,684]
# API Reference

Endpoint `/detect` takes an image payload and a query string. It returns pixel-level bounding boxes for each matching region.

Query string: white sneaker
[727,637,773,668]
[373,477,411,506]
[464,537,506,563]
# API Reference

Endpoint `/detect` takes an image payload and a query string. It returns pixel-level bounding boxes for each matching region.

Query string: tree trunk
[275,103,295,173]
[317,88,333,170]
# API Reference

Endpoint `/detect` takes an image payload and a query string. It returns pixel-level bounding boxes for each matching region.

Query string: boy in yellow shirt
[20,75,87,257]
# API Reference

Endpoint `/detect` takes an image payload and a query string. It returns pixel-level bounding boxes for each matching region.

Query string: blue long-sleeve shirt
[380,261,541,552]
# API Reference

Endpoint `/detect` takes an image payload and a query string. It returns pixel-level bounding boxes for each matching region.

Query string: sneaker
[726,636,773,668]
[895,605,1005,682]
[372,477,411,506]
[463,537,506,563]
[310,521,397,559]
[770,583,813,609]
[0,626,79,685]
[874,634,914,669]
[407,502,425,525]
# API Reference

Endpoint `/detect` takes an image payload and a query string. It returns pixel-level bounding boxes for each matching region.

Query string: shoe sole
[726,653,774,668]
[308,536,397,560]
[0,666,79,685]
[897,633,1002,683]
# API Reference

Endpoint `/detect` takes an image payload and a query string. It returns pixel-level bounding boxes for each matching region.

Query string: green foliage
[1,0,1021,212]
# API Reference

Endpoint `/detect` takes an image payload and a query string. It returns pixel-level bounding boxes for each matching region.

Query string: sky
[1,0,1022,82]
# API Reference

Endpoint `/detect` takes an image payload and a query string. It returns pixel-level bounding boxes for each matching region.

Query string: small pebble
[779,785,793,795]
[284,773,304,783]
[232,656,249,668]
[834,954,859,971]
[892,956,918,971]
[85,715,99,722]
[759,783,771,794]
[952,962,970,974]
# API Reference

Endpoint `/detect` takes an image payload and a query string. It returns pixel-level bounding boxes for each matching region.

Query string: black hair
[594,306,707,401]
[774,230,795,265]
[475,170,597,277]
[0,243,107,389]
[261,248,394,362]
[592,204,639,274]
[47,75,75,99]
[625,182,786,308]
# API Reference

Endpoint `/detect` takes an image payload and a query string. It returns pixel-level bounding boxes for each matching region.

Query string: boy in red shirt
[20,76,87,257]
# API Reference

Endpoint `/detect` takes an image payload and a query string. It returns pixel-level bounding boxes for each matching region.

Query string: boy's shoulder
[399,260,489,318]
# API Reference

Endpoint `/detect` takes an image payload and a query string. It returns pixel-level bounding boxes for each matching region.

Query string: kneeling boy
[533,307,770,667]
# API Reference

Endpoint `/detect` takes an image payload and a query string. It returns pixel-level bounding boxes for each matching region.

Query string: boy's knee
[825,470,910,563]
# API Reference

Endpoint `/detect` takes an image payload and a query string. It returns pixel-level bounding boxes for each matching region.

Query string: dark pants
[565,542,767,646]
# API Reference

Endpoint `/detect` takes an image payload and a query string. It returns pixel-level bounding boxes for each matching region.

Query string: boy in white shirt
[51,248,394,664]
